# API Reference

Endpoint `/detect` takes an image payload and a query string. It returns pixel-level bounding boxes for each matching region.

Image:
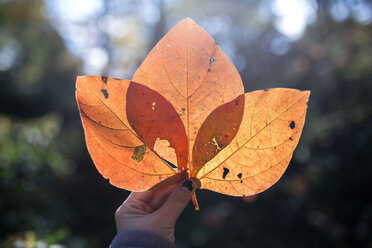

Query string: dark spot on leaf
[225,134,228,138]
[289,137,293,141]
[210,56,215,65]
[132,145,146,162]
[99,121,101,124]
[208,68,211,72]
[181,108,185,111]
[101,89,108,99]
[101,76,108,84]
[222,167,230,179]
[240,180,243,183]
[235,100,239,106]
[290,121,295,129]
[237,173,242,178]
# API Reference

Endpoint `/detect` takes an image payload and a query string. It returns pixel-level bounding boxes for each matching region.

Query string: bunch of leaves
[76,18,310,208]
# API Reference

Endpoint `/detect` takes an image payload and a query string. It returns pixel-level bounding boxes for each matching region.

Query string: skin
[115,178,201,244]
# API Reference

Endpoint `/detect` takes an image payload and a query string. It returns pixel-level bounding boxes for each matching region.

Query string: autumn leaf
[76,18,310,207]
[76,76,180,191]
[196,88,310,196]
[132,18,244,176]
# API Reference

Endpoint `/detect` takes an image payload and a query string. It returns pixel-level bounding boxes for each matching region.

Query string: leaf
[76,76,178,191]
[196,88,310,196]
[76,18,310,204]
[126,81,189,171]
[192,95,245,174]
[132,18,244,176]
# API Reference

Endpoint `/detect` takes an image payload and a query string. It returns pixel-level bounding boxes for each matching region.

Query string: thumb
[155,179,200,224]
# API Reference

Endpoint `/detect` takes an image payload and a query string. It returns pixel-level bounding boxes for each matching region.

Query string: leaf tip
[75,75,98,89]
[182,17,196,23]
[303,90,311,98]
[302,90,311,105]
[75,75,86,87]
[177,17,200,30]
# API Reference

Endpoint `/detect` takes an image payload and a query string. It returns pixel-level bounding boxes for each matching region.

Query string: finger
[117,191,156,214]
[155,179,200,224]
[149,171,187,191]
[149,183,179,210]
[126,190,155,203]
[148,171,188,210]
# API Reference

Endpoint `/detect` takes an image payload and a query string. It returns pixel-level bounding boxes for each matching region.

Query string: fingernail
[182,180,193,191]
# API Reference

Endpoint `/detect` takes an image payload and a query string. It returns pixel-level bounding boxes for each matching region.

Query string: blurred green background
[1,0,371,247]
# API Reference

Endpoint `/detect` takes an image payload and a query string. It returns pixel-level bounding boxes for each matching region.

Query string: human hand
[115,178,201,244]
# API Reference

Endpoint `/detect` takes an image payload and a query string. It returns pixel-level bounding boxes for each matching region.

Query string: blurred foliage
[1,0,372,247]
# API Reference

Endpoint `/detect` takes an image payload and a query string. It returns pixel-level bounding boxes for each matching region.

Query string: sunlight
[271,0,317,40]
[47,0,103,22]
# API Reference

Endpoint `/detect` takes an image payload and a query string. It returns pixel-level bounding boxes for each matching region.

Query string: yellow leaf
[197,89,310,196]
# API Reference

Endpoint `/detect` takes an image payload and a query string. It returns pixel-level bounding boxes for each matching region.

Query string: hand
[115,178,201,244]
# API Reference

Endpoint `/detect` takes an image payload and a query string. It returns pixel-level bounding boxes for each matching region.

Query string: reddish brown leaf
[126,82,188,171]
[192,94,244,176]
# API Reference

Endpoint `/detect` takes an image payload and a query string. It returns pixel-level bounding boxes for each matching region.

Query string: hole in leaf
[101,89,109,99]
[164,158,177,169]
[222,167,230,179]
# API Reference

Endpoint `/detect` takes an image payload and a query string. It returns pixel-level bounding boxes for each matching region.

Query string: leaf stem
[192,192,199,211]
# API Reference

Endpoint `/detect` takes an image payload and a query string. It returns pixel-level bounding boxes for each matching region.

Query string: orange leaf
[76,18,310,205]
[76,76,177,191]
[196,88,310,196]
[132,18,244,175]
